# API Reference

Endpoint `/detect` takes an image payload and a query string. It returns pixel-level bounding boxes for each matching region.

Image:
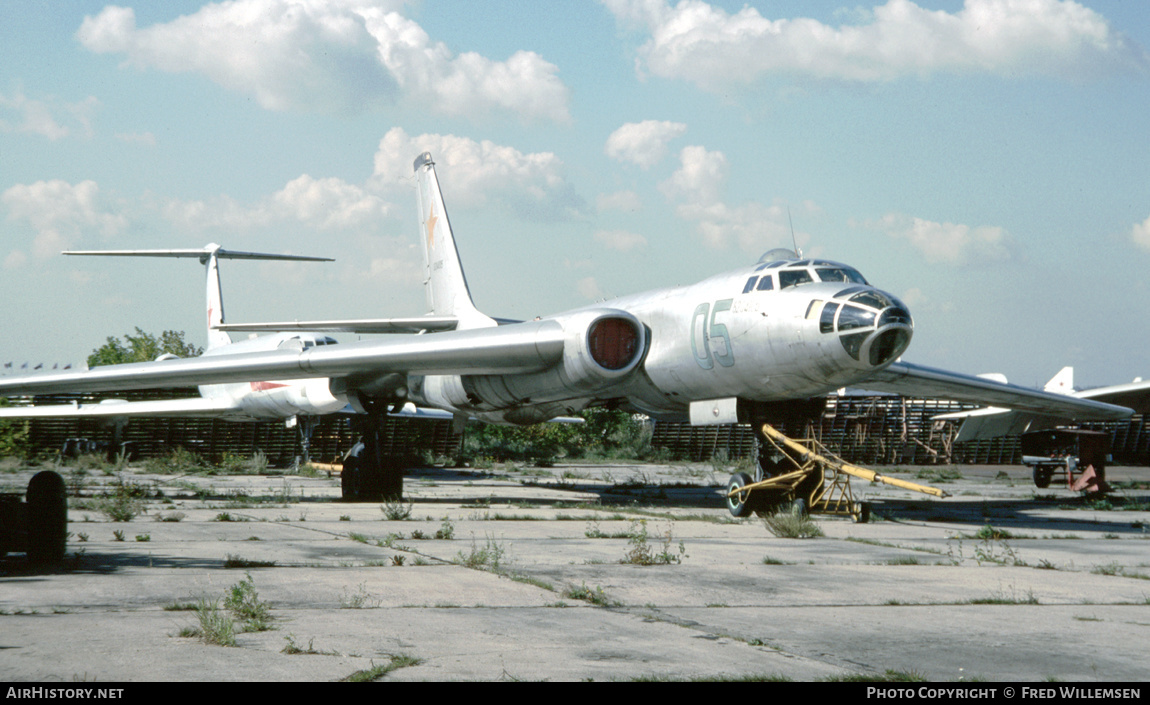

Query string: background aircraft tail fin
[413,153,497,330]
[1043,366,1074,394]
[64,245,333,351]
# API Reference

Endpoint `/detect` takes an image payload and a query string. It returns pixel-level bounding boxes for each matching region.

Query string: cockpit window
[850,290,897,310]
[838,305,876,331]
[820,303,840,334]
[778,269,813,289]
[743,276,758,294]
[835,286,868,299]
[756,275,774,291]
[815,267,867,285]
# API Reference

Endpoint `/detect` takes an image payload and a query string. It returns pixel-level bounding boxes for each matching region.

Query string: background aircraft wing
[0,396,241,418]
[0,320,565,396]
[857,361,1132,421]
[215,317,460,334]
[931,376,1150,442]
[1074,378,1150,413]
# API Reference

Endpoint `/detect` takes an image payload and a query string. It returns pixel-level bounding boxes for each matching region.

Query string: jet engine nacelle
[233,377,348,419]
[412,309,646,419]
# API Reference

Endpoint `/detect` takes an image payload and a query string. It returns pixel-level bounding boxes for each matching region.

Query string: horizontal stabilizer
[64,244,332,263]
[216,317,459,334]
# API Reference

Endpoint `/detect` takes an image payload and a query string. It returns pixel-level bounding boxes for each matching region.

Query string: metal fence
[13,390,1150,466]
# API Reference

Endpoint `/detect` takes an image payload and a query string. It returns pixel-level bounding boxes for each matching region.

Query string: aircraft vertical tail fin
[413,153,497,330]
[63,245,334,351]
[203,247,230,350]
[1044,366,1074,394]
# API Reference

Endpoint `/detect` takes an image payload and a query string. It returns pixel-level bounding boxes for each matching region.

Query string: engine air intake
[588,317,640,370]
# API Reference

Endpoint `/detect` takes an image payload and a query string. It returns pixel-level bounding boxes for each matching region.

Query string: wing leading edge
[0,396,242,419]
[0,320,566,397]
[213,317,460,334]
[858,361,1132,422]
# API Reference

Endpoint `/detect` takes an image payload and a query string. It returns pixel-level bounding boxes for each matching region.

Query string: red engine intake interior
[588,317,639,370]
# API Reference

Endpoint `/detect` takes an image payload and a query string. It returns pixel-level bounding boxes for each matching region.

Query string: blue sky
[2,0,1148,390]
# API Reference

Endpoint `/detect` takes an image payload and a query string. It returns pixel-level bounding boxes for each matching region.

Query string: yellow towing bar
[759,424,949,499]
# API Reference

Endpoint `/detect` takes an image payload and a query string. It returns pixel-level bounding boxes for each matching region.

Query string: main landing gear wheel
[340,440,404,502]
[726,472,756,518]
[851,501,871,524]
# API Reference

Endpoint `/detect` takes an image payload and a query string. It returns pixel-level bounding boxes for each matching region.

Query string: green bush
[0,398,31,460]
[461,408,653,464]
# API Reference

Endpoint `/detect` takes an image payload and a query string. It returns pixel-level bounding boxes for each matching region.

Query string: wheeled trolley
[725,424,948,521]
[1020,429,1110,493]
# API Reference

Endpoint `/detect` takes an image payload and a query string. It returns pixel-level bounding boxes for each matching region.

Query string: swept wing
[0,397,241,419]
[214,317,459,334]
[0,320,565,397]
[856,361,1130,421]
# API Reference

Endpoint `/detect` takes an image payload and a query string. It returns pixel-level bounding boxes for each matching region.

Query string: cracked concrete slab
[2,461,1148,681]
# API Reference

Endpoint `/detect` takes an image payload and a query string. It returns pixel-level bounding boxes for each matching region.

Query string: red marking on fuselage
[250,381,289,392]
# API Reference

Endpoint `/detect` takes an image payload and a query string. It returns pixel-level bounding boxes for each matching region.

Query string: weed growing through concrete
[564,582,614,606]
[341,654,422,682]
[762,556,794,565]
[947,529,1024,567]
[381,499,413,521]
[182,598,237,647]
[282,634,339,656]
[97,475,148,522]
[339,583,380,609]
[214,512,249,523]
[223,553,276,568]
[969,583,1039,605]
[455,535,508,570]
[762,507,823,539]
[620,519,686,565]
[225,573,273,632]
[435,518,455,540]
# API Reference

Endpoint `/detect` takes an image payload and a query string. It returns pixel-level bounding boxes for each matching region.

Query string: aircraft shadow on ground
[868,494,1150,535]
[1,549,236,577]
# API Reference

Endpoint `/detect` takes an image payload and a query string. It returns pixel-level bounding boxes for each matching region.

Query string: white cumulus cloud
[0,90,98,140]
[655,145,798,253]
[602,0,1147,88]
[163,175,389,233]
[605,120,687,168]
[659,145,727,205]
[594,229,648,252]
[77,1,569,121]
[865,212,1013,266]
[371,127,583,218]
[596,190,642,213]
[2,180,128,257]
[1131,215,1150,251]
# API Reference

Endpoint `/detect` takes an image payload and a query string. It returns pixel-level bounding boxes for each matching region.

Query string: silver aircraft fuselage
[411,253,913,423]
[609,263,912,416]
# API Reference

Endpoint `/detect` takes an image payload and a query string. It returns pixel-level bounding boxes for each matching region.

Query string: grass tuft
[762,507,823,539]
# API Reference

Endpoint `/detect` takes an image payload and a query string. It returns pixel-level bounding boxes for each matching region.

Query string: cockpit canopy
[748,252,869,291]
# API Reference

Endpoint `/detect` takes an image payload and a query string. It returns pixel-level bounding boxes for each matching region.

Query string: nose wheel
[725,472,757,517]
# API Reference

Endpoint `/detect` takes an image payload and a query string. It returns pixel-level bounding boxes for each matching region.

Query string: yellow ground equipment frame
[725,424,949,522]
